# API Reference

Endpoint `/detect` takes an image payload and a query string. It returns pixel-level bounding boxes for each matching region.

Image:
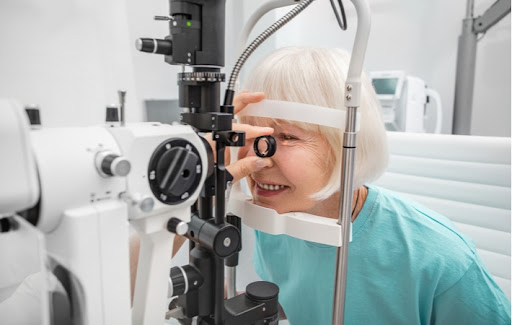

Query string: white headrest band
[237,99,360,131]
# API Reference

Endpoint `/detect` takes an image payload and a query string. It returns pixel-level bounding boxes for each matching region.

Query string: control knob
[95,151,131,177]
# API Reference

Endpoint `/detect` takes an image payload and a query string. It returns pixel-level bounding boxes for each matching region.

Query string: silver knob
[120,193,155,213]
[95,150,131,177]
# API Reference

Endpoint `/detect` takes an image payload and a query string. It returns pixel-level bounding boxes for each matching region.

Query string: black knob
[156,147,199,197]
[96,151,131,177]
[25,105,41,126]
[106,105,119,122]
[245,281,279,302]
[169,265,203,296]
[148,139,203,205]
[135,38,172,55]
[167,217,188,235]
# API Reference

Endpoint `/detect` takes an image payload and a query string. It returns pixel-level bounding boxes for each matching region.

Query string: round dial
[148,138,203,205]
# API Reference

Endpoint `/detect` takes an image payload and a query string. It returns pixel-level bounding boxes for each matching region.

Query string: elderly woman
[229,47,510,324]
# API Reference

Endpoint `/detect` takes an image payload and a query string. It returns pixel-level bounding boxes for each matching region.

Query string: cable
[330,0,348,30]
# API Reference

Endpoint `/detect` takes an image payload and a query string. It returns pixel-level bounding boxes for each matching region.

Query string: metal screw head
[223,237,231,247]
[346,84,352,91]
[172,21,177,26]
[193,281,198,286]
[346,94,352,101]
[140,197,155,212]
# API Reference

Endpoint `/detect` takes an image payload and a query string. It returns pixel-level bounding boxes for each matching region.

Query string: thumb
[226,157,273,183]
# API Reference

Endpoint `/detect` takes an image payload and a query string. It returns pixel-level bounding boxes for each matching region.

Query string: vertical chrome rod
[332,0,371,324]
[332,107,357,324]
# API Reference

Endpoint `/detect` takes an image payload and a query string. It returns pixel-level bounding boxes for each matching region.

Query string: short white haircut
[241,46,389,200]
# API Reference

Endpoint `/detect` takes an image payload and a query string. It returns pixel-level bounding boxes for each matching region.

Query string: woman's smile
[253,180,289,197]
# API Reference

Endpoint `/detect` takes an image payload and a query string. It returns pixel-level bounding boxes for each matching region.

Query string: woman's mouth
[254,181,288,197]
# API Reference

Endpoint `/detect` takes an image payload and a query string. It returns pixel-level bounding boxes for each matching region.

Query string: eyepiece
[254,136,276,158]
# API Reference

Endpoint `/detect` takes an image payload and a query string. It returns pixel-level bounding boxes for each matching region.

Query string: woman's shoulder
[363,185,479,290]
[367,184,475,251]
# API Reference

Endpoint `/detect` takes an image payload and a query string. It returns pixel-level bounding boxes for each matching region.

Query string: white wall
[0,0,140,127]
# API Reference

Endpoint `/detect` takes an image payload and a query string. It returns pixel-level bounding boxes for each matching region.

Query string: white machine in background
[369,71,443,133]
[0,99,208,325]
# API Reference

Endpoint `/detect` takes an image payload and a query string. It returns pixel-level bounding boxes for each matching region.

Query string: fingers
[232,123,274,139]
[233,91,265,114]
[227,156,273,183]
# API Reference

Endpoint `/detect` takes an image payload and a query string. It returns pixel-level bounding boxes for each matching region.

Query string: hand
[226,91,274,182]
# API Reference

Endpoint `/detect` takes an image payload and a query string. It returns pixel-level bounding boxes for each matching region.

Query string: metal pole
[331,0,371,323]
[226,266,237,298]
[332,106,358,324]
[453,0,477,135]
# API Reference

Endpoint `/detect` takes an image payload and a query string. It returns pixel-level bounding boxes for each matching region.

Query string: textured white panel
[374,173,511,210]
[476,249,511,280]
[494,277,511,300]
[386,132,511,164]
[453,223,510,255]
[387,155,511,187]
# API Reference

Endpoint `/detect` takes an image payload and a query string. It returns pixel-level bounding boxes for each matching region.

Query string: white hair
[241,46,389,200]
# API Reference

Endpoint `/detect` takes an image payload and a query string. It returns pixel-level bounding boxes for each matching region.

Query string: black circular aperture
[254,135,276,158]
[148,138,203,205]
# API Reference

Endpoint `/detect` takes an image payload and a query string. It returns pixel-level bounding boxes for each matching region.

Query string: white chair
[373,131,511,299]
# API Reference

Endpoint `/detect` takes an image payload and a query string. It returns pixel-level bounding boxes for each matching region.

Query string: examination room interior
[0,0,510,324]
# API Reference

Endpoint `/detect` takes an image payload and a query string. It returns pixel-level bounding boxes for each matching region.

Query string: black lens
[253,136,276,158]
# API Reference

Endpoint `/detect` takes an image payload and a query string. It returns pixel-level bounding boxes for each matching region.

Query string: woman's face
[238,119,332,214]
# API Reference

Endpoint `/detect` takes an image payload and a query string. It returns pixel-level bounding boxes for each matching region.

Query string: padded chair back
[373,132,511,299]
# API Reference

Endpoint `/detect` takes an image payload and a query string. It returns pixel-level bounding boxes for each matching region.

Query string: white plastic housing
[29,126,126,232]
[0,99,39,214]
[45,201,131,325]
[107,123,208,222]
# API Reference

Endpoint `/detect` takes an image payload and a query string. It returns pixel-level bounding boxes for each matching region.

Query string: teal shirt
[253,185,511,325]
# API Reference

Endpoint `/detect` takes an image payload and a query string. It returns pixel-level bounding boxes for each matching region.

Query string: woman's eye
[278,133,298,141]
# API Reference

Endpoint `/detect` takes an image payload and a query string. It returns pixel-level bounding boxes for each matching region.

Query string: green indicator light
[187,21,191,27]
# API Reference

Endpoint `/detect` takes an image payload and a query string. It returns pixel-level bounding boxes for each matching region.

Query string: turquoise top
[253,185,510,324]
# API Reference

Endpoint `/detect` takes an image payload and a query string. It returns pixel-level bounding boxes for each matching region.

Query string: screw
[223,237,231,247]
[346,94,352,101]
[346,84,352,91]
[193,281,198,286]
